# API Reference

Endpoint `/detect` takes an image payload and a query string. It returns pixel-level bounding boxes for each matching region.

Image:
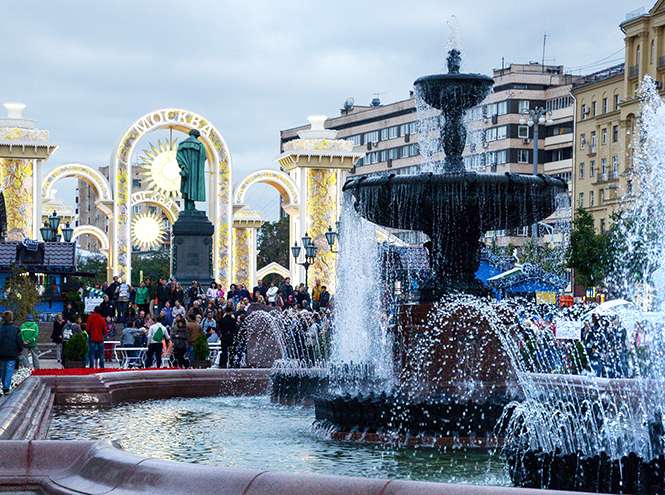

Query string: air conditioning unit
[367,142,372,151]
[387,159,393,168]
[518,125,530,139]
[491,114,498,124]
[404,134,410,143]
[523,138,530,144]
[582,105,590,115]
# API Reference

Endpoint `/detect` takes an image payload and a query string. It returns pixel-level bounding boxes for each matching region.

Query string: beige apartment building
[571,2,665,232]
[281,62,578,247]
[463,63,578,245]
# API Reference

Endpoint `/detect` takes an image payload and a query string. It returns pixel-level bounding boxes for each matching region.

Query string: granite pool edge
[0,370,592,495]
[2,439,590,495]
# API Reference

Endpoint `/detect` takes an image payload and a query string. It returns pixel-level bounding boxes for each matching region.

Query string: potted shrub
[191,333,211,369]
[63,333,89,368]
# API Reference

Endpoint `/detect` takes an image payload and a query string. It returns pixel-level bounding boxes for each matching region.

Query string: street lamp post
[291,232,318,290]
[520,107,553,242]
[40,210,74,243]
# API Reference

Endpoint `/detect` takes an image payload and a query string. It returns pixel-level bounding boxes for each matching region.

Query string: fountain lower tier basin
[507,449,665,495]
[343,172,568,237]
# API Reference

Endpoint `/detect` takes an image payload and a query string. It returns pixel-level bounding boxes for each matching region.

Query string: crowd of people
[56,275,334,370]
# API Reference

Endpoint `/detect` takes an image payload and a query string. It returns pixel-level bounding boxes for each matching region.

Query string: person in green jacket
[20,314,40,369]
[135,282,151,316]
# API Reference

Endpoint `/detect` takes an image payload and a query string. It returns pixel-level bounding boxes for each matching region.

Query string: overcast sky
[1,0,639,220]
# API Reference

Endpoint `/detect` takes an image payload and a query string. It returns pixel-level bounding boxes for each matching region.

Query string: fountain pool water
[46,395,509,485]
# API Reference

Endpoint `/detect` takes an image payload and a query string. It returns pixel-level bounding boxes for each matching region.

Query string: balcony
[629,65,640,78]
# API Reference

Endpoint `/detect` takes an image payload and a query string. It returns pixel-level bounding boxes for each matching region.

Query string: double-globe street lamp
[520,107,553,241]
[40,210,74,243]
[291,224,340,289]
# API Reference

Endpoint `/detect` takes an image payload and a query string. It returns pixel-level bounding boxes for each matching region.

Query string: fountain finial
[447,49,462,74]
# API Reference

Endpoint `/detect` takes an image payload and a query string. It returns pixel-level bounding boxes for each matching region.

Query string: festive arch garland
[112,109,232,285]
[42,163,112,201]
[233,169,300,207]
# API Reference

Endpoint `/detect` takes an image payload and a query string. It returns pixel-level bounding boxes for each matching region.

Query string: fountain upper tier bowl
[343,172,568,237]
[414,73,494,112]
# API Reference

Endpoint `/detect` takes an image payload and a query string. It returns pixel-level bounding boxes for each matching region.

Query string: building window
[600,189,605,204]
[614,94,620,111]
[602,128,607,145]
[627,179,633,195]
[590,160,596,177]
[497,125,507,140]
[380,150,388,162]
[496,150,507,165]
[580,133,586,150]
[612,156,618,179]
[518,149,529,163]
[601,158,607,181]
[591,131,596,149]
[388,148,399,160]
[497,101,508,115]
[651,40,656,64]
[579,162,585,179]
[350,134,362,146]
[600,219,606,233]
[603,98,608,114]
[579,192,584,208]
[590,190,595,206]
[518,100,530,113]
[365,130,379,143]
[591,101,597,117]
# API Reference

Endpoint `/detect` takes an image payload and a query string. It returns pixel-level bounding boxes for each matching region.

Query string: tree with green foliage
[566,208,610,287]
[257,216,289,270]
[1,264,40,323]
[131,247,170,285]
[76,255,107,283]
[520,238,567,277]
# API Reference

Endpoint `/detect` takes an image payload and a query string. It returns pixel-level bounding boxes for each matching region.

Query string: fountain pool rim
[0,369,583,495]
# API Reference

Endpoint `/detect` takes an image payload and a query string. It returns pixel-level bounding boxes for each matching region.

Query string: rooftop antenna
[542,32,548,73]
[371,92,385,107]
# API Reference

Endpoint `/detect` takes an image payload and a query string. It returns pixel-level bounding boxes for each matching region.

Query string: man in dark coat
[280,277,294,301]
[217,307,238,369]
[0,311,23,394]
[156,278,169,313]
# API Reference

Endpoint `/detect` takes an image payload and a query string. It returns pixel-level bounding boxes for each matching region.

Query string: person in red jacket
[86,306,108,368]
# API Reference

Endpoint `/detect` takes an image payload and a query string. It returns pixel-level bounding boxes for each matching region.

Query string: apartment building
[570,2,665,233]
[281,63,578,247]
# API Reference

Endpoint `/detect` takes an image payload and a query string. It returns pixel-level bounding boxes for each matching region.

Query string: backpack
[63,323,73,341]
[152,325,164,342]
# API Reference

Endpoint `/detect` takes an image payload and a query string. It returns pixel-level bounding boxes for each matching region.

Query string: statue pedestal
[172,210,214,287]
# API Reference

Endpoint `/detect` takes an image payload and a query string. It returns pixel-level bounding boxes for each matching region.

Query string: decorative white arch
[256,262,290,282]
[72,225,110,258]
[233,169,300,209]
[130,191,179,224]
[113,109,233,285]
[42,163,112,201]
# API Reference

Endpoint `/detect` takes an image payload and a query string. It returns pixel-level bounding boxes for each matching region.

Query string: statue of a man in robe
[176,129,206,211]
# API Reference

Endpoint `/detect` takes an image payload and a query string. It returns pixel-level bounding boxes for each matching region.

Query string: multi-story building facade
[571,65,626,233]
[463,63,578,246]
[281,63,578,247]
[570,2,665,232]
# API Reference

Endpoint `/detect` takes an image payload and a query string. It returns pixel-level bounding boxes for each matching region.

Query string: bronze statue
[176,129,206,211]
